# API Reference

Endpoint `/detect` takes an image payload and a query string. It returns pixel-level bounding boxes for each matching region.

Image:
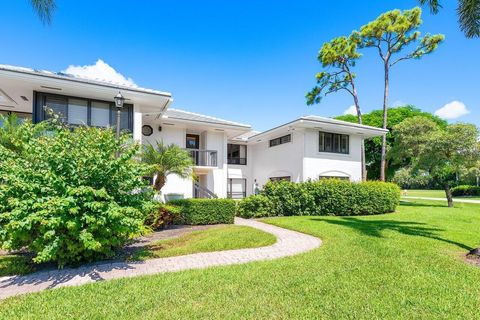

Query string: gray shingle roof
[164,108,251,128]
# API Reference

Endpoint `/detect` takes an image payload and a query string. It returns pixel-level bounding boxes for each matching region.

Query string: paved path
[402,196,480,204]
[0,218,321,300]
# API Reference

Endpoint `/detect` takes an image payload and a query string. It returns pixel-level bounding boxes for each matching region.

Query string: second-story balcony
[185,149,218,167]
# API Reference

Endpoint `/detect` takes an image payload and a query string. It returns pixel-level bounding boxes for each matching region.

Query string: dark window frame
[269,176,291,182]
[33,91,133,131]
[227,143,247,165]
[269,134,291,147]
[319,131,349,154]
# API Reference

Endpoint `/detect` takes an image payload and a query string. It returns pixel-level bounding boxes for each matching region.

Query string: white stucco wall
[204,131,228,198]
[302,129,363,181]
[250,130,304,191]
[142,118,193,198]
[227,142,252,196]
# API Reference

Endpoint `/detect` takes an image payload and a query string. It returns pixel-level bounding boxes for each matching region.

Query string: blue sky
[1,0,479,130]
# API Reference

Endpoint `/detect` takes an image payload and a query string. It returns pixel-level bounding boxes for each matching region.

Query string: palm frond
[458,0,480,38]
[30,0,56,25]
[418,0,442,14]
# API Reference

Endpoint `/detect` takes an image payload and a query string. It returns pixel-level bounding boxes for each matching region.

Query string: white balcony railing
[185,149,218,167]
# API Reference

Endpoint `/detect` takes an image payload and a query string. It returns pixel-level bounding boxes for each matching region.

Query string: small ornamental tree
[394,116,479,207]
[357,7,444,181]
[0,124,153,266]
[306,35,368,180]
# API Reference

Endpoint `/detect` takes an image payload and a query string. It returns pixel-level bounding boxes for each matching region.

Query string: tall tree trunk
[380,62,389,182]
[154,174,166,192]
[351,80,366,181]
[444,184,453,208]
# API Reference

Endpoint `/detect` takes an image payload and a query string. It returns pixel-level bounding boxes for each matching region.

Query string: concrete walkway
[0,218,321,300]
[402,196,480,204]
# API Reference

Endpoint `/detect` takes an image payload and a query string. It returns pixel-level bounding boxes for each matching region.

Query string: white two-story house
[0,64,387,199]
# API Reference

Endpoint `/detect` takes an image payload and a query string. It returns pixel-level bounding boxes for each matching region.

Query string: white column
[133,104,142,142]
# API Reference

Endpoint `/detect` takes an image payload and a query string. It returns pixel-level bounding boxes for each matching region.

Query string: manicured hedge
[451,185,480,197]
[237,179,400,218]
[168,199,236,225]
[236,195,273,218]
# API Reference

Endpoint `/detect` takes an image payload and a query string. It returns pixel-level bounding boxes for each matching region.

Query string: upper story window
[269,134,291,147]
[227,144,247,165]
[319,131,349,154]
[33,92,133,131]
[186,134,200,149]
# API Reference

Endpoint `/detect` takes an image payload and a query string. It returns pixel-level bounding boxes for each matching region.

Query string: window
[269,176,291,182]
[68,99,88,125]
[34,92,133,131]
[319,131,349,154]
[91,101,110,127]
[227,178,246,199]
[186,134,200,149]
[227,144,247,165]
[319,176,350,181]
[269,134,291,147]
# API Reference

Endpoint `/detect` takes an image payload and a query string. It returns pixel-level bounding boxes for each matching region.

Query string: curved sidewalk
[0,218,321,300]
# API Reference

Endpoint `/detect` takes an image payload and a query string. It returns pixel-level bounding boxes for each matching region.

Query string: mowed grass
[130,225,277,260]
[1,199,480,319]
[405,189,480,200]
[0,225,275,277]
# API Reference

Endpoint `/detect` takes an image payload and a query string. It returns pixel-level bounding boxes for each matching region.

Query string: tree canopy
[394,116,479,207]
[336,105,447,180]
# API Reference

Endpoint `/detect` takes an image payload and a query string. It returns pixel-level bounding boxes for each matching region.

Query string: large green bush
[257,179,400,216]
[451,185,480,197]
[236,195,273,218]
[169,199,235,225]
[0,125,153,266]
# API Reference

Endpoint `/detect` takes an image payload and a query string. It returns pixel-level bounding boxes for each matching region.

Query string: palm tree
[419,0,479,38]
[142,141,195,192]
[30,0,56,25]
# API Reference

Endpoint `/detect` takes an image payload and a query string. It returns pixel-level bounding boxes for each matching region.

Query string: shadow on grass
[399,200,447,208]
[310,216,472,251]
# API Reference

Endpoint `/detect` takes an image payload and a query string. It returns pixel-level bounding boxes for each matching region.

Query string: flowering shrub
[0,125,153,266]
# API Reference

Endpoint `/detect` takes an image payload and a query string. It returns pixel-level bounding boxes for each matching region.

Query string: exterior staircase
[193,182,218,199]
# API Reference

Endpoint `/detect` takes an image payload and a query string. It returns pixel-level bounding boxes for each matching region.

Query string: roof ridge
[167,108,251,127]
[0,64,172,97]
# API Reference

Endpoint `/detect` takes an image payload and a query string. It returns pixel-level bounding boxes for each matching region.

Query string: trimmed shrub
[144,202,182,230]
[451,185,480,197]
[0,125,153,267]
[236,195,273,218]
[169,199,235,225]
[258,179,400,217]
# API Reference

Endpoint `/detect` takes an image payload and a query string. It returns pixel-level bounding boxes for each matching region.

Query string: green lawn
[0,225,275,278]
[1,199,480,319]
[129,225,276,260]
[404,189,480,200]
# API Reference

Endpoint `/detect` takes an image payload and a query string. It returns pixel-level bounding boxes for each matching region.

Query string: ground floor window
[318,175,350,181]
[227,178,246,199]
[269,176,291,182]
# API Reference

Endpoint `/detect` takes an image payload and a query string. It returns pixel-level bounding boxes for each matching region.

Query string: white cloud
[62,59,137,87]
[343,105,357,116]
[434,100,470,120]
[391,100,405,108]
